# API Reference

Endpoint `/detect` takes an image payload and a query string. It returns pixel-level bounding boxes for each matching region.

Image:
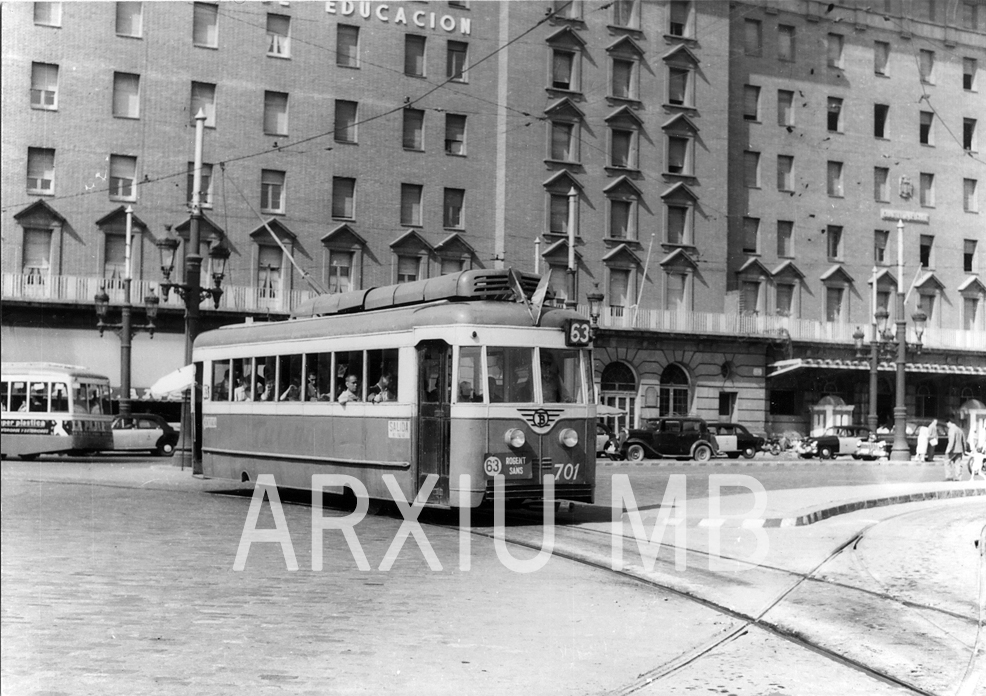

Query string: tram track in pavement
[459,501,980,696]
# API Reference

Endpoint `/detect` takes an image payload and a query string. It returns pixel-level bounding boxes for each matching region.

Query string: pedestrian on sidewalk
[944,414,967,481]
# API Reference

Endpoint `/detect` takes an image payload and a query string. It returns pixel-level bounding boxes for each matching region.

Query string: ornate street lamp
[587,290,605,339]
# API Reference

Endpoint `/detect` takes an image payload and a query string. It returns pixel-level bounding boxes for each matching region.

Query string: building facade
[2,0,984,433]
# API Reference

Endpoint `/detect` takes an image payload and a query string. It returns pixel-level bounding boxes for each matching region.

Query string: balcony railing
[3,273,983,351]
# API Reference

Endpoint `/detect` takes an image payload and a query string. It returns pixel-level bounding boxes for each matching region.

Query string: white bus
[1,363,113,459]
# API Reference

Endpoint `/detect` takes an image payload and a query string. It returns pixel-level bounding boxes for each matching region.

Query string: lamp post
[94,206,159,418]
[854,307,893,434]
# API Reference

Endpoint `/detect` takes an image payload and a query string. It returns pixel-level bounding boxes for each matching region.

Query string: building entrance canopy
[768,358,986,379]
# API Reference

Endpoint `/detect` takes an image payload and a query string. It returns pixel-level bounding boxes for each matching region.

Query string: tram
[1,363,114,459]
[193,269,597,507]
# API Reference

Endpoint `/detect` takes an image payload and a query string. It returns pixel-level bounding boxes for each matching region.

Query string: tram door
[417,340,451,505]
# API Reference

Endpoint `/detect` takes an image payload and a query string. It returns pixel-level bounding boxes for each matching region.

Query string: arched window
[659,364,689,416]
[916,383,937,419]
[600,361,637,431]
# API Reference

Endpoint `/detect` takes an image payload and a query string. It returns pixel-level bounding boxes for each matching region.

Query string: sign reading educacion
[325,1,473,35]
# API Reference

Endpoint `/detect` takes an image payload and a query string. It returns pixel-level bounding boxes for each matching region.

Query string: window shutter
[23,229,53,270]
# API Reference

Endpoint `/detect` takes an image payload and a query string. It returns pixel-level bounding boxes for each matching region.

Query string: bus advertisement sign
[1,418,57,435]
[483,453,531,479]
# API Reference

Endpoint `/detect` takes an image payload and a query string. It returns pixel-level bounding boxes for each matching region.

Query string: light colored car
[707,422,765,459]
[111,414,178,456]
[798,425,871,459]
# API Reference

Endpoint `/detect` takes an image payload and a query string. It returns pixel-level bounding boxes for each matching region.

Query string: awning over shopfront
[768,358,986,379]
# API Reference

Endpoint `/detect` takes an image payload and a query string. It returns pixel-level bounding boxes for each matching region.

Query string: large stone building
[2,1,984,434]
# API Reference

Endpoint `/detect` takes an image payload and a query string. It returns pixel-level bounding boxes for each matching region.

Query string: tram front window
[539,348,585,404]
[488,347,534,403]
[456,345,484,403]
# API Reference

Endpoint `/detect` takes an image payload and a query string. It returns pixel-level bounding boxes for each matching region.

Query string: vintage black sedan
[797,424,872,460]
[620,417,717,462]
[707,422,765,459]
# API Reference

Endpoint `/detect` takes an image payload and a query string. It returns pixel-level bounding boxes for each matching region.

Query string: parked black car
[620,417,717,462]
[797,424,872,459]
[110,413,179,456]
[707,422,765,459]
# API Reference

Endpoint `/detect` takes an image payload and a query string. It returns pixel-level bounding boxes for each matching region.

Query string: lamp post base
[889,405,911,461]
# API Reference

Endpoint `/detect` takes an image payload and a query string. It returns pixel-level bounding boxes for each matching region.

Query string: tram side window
[336,350,364,401]
[539,348,584,404]
[278,354,303,401]
[488,347,534,403]
[11,381,28,412]
[212,360,231,401]
[256,356,276,401]
[51,382,69,412]
[456,345,484,402]
[303,352,333,401]
[367,349,399,403]
[29,381,49,412]
[0,381,8,411]
[72,384,88,413]
[83,383,107,414]
[232,358,254,401]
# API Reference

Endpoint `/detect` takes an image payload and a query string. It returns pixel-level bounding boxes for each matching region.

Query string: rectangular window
[666,135,691,175]
[743,217,759,254]
[827,97,843,132]
[963,2,981,30]
[919,49,934,83]
[30,62,58,110]
[186,162,214,207]
[827,33,843,68]
[776,283,794,317]
[919,172,934,207]
[337,25,359,67]
[397,255,419,284]
[965,178,979,212]
[777,89,794,126]
[777,220,793,257]
[964,297,980,331]
[445,114,466,155]
[744,19,762,56]
[666,205,689,245]
[609,199,632,239]
[403,108,424,150]
[112,72,140,118]
[827,161,843,197]
[552,50,575,90]
[667,67,692,106]
[874,41,890,75]
[610,129,635,168]
[551,122,575,161]
[116,2,142,37]
[261,169,285,213]
[447,40,467,81]
[964,58,978,91]
[777,155,794,191]
[190,81,216,127]
[612,59,634,99]
[964,239,978,273]
[669,1,692,37]
[919,293,936,324]
[405,35,426,77]
[744,151,760,188]
[401,184,423,226]
[666,272,687,311]
[263,91,288,135]
[441,257,464,276]
[827,225,842,259]
[919,111,933,145]
[26,147,55,194]
[609,269,630,314]
[104,234,127,282]
[920,234,934,267]
[34,2,61,26]
[874,166,889,202]
[267,13,290,57]
[332,177,355,219]
[825,287,844,321]
[109,155,137,201]
[22,228,52,277]
[193,3,218,48]
[741,281,760,314]
[549,193,570,234]
[874,230,889,264]
[743,85,760,121]
[778,24,795,61]
[964,118,977,151]
[613,0,638,27]
[334,100,357,143]
[444,188,464,228]
[874,104,888,138]
[328,251,353,294]
[553,0,581,20]
[258,246,281,299]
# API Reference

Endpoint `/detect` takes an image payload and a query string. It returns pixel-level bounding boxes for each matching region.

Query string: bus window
[488,347,534,403]
[51,382,70,412]
[539,348,585,404]
[0,381,8,411]
[335,351,364,401]
[256,356,276,401]
[72,384,88,413]
[367,349,398,403]
[212,360,231,401]
[278,354,302,401]
[456,345,484,402]
[304,353,332,401]
[11,381,28,412]
[28,382,49,412]
[232,358,253,401]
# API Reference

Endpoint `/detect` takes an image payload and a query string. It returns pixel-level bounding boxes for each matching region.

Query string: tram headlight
[504,428,526,448]
[559,428,579,448]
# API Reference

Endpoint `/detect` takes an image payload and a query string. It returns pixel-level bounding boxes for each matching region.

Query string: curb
[601,458,945,467]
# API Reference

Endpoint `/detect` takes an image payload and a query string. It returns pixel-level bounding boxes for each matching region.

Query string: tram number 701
[553,462,581,482]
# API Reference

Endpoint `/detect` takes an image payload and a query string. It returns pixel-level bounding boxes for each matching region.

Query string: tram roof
[1,362,109,380]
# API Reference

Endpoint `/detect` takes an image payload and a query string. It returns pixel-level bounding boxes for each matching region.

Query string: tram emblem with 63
[232,473,770,574]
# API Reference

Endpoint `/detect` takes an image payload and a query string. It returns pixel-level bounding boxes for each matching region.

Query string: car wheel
[692,444,713,463]
[155,440,175,457]
[741,447,757,459]
[819,446,834,460]
[626,444,646,462]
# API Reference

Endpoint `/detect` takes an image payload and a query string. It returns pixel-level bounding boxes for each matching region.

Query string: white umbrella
[149,364,196,398]
[596,404,626,416]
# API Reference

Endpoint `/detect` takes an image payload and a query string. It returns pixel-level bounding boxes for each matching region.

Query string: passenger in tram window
[458,381,475,402]
[338,374,361,403]
[369,374,393,403]
[510,364,532,403]
[234,377,248,401]
[306,373,319,401]
[281,378,301,401]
